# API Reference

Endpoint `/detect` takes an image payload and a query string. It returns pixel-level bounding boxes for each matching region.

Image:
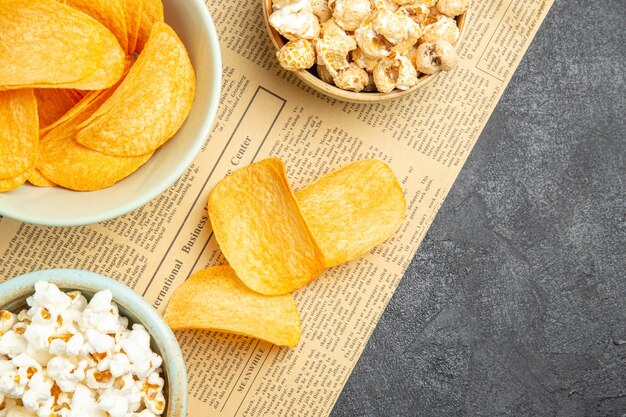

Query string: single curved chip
[208,158,325,295]
[296,160,406,267]
[27,168,56,188]
[65,0,128,51]
[39,91,153,191]
[41,26,129,91]
[35,89,82,130]
[136,0,164,53]
[76,22,196,156]
[0,172,28,193]
[164,266,302,348]
[0,89,38,180]
[63,0,129,53]
[27,148,57,188]
[0,0,104,87]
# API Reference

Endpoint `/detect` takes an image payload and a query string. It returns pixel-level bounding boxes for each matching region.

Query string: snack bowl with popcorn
[0,269,187,417]
[263,0,469,102]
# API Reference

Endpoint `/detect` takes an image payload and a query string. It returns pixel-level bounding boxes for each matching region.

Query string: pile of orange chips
[0,0,196,192]
[164,158,406,347]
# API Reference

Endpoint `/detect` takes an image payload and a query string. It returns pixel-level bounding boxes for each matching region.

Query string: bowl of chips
[0,0,221,226]
[262,0,469,103]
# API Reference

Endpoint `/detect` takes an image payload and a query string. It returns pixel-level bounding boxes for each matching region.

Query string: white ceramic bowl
[0,0,221,227]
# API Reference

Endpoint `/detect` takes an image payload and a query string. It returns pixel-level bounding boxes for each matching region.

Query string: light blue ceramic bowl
[0,269,187,417]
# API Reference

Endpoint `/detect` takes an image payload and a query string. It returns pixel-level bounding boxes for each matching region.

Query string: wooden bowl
[262,0,469,103]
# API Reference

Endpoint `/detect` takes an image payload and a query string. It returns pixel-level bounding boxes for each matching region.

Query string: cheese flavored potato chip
[0,89,38,181]
[0,173,28,193]
[164,266,302,348]
[27,168,56,188]
[296,159,406,267]
[76,22,195,156]
[63,0,129,53]
[38,90,153,191]
[43,30,129,91]
[0,0,107,88]
[34,89,82,130]
[124,0,144,54]
[208,158,325,296]
[136,0,165,53]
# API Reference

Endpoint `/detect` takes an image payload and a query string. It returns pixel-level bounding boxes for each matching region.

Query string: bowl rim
[262,0,470,103]
[0,268,188,417]
[0,0,222,227]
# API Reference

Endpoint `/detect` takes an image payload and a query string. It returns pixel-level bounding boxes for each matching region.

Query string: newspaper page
[0,0,554,415]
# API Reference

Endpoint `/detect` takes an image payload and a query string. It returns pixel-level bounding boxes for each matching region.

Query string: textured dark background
[331,1,626,416]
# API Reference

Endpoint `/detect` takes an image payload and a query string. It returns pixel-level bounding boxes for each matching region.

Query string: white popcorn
[85,368,114,391]
[78,290,121,334]
[12,354,41,372]
[118,373,142,408]
[98,388,131,417]
[58,310,80,330]
[5,406,36,417]
[26,282,71,319]
[107,353,132,378]
[46,357,84,393]
[147,353,163,376]
[0,312,17,334]
[33,397,54,417]
[21,372,52,412]
[0,359,15,373]
[85,330,114,354]
[49,332,84,357]
[0,366,26,398]
[144,390,166,415]
[120,324,151,378]
[0,332,27,359]
[23,321,54,352]
[0,283,165,416]
[67,384,105,417]
[35,392,72,417]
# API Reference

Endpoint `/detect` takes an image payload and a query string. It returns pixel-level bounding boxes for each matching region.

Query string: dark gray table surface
[331,1,626,416]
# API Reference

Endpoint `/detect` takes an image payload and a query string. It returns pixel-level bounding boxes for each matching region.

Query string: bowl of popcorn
[0,269,187,417]
[263,0,469,102]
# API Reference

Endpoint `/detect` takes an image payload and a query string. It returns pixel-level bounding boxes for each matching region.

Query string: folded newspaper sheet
[0,0,554,415]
